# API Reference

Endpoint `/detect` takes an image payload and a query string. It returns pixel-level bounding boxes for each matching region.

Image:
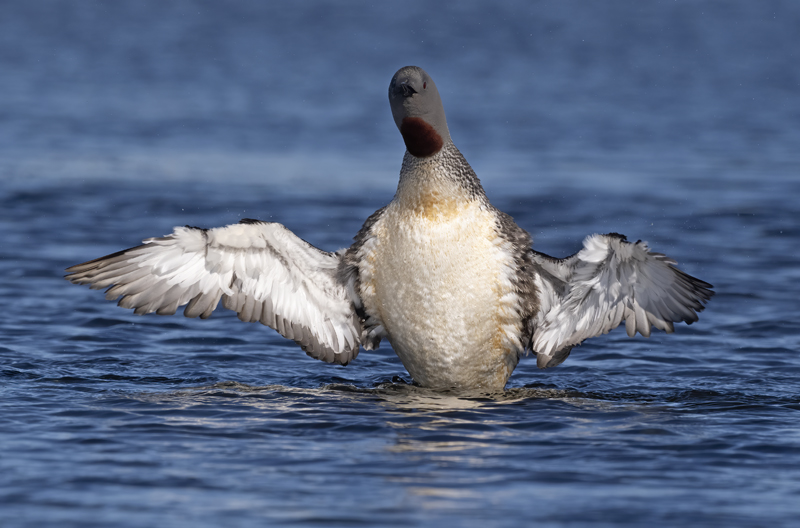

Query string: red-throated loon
[66,65,714,390]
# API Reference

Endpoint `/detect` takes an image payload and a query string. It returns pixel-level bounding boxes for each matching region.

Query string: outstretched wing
[65,220,362,365]
[530,233,713,368]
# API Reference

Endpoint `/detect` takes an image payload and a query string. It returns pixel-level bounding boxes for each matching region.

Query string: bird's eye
[423,82,427,89]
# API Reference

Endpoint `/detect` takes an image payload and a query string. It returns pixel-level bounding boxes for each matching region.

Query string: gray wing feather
[66,221,362,365]
[531,233,713,368]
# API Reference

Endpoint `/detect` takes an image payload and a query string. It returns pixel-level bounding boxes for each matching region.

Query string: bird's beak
[399,81,417,97]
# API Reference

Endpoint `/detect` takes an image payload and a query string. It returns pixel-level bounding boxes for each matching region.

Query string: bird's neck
[394,143,487,220]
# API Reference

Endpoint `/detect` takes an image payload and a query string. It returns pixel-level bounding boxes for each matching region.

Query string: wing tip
[300,341,359,366]
[64,247,134,276]
[535,346,573,369]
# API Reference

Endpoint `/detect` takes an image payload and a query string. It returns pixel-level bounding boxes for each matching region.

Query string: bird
[65,65,714,390]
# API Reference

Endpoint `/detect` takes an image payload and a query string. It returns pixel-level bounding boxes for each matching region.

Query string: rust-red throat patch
[400,117,444,158]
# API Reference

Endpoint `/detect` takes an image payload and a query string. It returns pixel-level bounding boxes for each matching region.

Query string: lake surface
[1,1,799,527]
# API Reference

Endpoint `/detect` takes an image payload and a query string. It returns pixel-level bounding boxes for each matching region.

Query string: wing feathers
[66,221,362,365]
[532,233,714,365]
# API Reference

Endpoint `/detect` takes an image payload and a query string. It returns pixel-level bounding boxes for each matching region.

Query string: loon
[66,66,714,390]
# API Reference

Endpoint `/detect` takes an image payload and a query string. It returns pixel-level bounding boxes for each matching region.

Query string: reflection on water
[130,381,673,462]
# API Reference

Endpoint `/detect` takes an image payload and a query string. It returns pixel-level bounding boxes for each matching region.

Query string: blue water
[2,1,799,526]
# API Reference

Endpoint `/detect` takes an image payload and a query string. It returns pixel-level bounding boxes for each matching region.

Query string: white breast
[357,169,524,389]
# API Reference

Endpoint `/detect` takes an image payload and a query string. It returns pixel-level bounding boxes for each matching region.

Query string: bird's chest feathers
[369,174,500,294]
[356,171,523,387]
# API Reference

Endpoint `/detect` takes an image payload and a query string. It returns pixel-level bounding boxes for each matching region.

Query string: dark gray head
[389,66,451,158]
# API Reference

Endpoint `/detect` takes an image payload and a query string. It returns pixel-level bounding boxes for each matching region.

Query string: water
[1,1,799,526]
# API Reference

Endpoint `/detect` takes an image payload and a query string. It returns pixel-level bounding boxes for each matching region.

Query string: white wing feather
[66,221,361,365]
[531,233,713,368]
